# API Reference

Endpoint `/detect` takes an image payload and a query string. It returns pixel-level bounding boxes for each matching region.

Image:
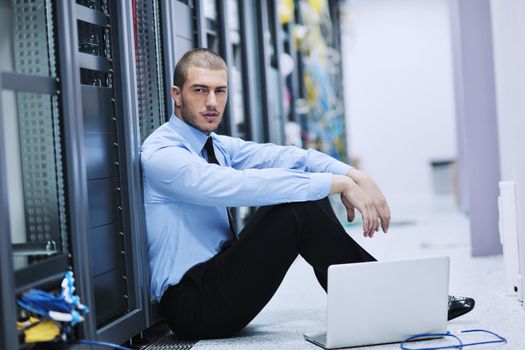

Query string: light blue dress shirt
[141,115,352,301]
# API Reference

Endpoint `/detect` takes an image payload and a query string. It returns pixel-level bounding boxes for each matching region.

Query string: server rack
[277,0,347,160]
[0,1,70,348]
[1,1,147,347]
[6,0,68,292]
[71,0,147,343]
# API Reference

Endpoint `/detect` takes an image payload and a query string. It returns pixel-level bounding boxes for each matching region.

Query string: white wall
[341,0,457,202]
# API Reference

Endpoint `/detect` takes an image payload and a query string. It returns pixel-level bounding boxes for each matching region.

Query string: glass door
[0,0,69,290]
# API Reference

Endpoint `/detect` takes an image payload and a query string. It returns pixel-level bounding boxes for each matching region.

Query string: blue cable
[77,339,132,350]
[459,329,507,347]
[400,332,463,350]
[400,329,507,350]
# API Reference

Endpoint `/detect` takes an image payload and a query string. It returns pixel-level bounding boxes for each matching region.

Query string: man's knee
[291,198,334,217]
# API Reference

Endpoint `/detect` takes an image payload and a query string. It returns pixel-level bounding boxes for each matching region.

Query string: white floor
[194,196,525,350]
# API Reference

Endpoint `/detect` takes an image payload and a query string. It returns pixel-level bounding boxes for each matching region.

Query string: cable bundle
[16,271,89,344]
[17,271,89,326]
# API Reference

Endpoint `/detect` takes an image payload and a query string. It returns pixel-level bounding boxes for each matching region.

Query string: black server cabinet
[71,0,147,343]
[77,2,130,328]
[1,0,161,346]
[0,2,184,349]
[0,1,149,346]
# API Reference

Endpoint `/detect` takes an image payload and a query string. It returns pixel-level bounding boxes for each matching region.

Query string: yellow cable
[17,316,40,330]
[24,320,60,343]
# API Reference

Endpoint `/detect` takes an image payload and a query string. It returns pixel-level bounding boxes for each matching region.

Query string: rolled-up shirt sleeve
[142,145,333,207]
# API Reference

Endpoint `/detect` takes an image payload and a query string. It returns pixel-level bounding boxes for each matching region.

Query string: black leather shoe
[448,295,475,321]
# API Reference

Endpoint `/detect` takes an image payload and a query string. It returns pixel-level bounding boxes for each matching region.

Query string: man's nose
[206,91,217,108]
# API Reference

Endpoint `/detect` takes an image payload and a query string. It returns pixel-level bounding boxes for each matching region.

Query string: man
[141,48,474,339]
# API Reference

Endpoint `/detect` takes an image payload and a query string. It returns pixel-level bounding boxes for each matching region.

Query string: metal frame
[294,4,306,103]
[78,53,112,72]
[0,67,68,293]
[108,0,135,321]
[135,0,166,143]
[0,73,57,94]
[95,0,147,343]
[195,0,207,48]
[15,256,70,292]
[217,0,234,137]
[256,0,287,143]
[76,5,110,27]
[239,1,259,142]
[160,0,176,118]
[255,0,271,143]
[329,0,346,121]
[56,0,98,343]
[268,0,286,144]
[0,72,20,350]
[132,0,167,327]
[8,110,71,292]
[282,15,300,124]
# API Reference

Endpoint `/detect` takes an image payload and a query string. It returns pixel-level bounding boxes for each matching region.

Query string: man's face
[172,67,228,135]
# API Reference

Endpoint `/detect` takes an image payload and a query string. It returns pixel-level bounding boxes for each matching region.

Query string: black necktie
[203,137,237,239]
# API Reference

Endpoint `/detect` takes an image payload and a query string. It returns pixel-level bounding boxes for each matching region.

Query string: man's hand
[330,172,391,237]
[346,169,391,235]
[330,175,379,237]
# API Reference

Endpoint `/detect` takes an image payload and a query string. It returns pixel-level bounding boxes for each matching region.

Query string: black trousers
[160,198,376,340]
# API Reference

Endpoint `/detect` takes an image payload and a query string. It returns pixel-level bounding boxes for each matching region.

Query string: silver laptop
[304,256,449,349]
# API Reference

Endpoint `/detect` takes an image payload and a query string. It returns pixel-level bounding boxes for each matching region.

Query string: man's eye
[216,89,227,94]
[194,88,206,93]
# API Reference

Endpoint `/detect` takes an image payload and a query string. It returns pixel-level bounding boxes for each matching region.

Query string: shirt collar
[168,114,212,155]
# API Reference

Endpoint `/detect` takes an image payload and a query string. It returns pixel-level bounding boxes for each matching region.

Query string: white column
[449,0,502,256]
[490,0,525,303]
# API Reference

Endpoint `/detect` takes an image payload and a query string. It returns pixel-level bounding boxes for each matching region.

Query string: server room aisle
[190,196,525,350]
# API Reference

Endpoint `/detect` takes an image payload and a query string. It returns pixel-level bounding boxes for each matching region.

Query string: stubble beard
[179,98,220,135]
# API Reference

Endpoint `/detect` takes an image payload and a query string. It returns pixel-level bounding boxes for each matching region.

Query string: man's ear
[171,85,182,107]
